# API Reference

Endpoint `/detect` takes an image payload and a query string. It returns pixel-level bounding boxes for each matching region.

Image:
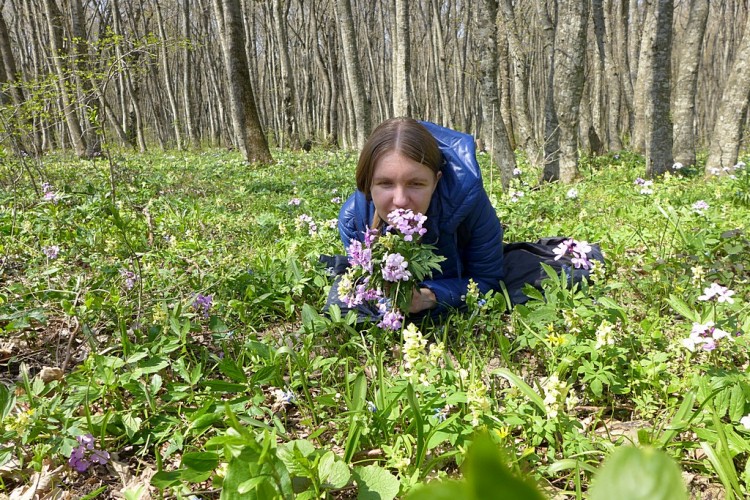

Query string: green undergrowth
[1,148,749,498]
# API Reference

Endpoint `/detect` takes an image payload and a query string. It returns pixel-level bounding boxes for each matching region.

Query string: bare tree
[543,0,588,183]
[706,7,750,174]
[477,0,516,188]
[671,0,709,169]
[335,0,371,148]
[272,0,298,148]
[212,0,272,163]
[644,0,674,177]
[392,0,411,116]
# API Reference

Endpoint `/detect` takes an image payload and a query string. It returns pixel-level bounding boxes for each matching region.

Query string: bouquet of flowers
[338,209,445,330]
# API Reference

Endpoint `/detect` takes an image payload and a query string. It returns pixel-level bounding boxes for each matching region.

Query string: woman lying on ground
[329,117,505,319]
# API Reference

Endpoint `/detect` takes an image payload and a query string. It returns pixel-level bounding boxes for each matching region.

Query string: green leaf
[588,446,687,500]
[150,470,182,489]
[492,368,546,414]
[353,465,400,500]
[182,451,220,472]
[406,383,426,468]
[0,384,15,421]
[121,413,142,439]
[319,451,351,489]
[666,295,698,322]
[406,480,467,500]
[729,383,746,422]
[462,433,546,500]
[351,371,367,412]
[219,357,248,383]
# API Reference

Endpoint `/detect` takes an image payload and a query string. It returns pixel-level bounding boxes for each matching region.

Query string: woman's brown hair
[355,117,442,199]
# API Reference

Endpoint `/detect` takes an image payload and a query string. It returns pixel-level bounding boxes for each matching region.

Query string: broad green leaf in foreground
[588,446,688,500]
[354,464,400,500]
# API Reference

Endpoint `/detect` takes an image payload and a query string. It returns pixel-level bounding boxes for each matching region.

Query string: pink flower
[382,253,411,282]
[698,283,735,304]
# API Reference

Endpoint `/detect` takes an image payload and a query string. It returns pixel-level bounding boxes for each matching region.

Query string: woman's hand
[409,287,437,314]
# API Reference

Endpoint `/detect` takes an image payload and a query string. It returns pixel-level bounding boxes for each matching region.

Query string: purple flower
[120,269,137,290]
[331,197,342,203]
[43,245,60,259]
[68,434,108,472]
[692,200,709,213]
[377,308,403,331]
[90,449,110,465]
[387,209,428,242]
[296,214,318,235]
[382,253,412,282]
[42,182,59,202]
[553,239,592,269]
[77,433,95,450]
[634,178,646,186]
[698,283,735,304]
[288,198,302,206]
[513,168,522,176]
[347,240,373,273]
[193,293,213,318]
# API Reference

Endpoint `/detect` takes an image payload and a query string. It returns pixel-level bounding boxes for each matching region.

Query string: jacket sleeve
[421,186,504,311]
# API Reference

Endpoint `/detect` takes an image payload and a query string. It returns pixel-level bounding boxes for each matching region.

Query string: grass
[1,147,749,499]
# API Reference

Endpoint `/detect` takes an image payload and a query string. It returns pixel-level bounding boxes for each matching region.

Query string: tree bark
[43,0,88,157]
[545,0,588,183]
[706,8,750,174]
[272,0,299,148]
[335,0,371,148]
[182,0,200,149]
[213,0,272,163]
[392,0,411,117]
[478,0,516,188]
[644,0,674,177]
[154,1,183,150]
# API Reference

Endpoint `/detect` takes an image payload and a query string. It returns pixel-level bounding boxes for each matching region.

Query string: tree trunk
[500,0,537,162]
[43,0,87,157]
[182,0,200,149]
[644,0,674,177]
[706,8,750,174]
[154,1,183,150]
[632,0,656,153]
[544,0,588,183]
[478,0,516,188]
[392,0,411,117]
[272,0,298,148]
[213,0,272,163]
[335,0,371,148]
[671,0,708,169]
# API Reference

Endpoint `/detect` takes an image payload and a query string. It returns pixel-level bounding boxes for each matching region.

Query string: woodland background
[1,0,749,183]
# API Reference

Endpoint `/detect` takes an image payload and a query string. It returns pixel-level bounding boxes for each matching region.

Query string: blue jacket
[338,121,505,313]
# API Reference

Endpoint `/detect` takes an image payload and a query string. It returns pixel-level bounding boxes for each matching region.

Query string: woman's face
[370,151,441,223]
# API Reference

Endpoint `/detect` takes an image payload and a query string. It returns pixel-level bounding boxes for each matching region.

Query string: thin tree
[644,0,674,177]
[478,0,516,188]
[705,7,750,174]
[335,0,371,148]
[672,0,709,169]
[543,0,589,183]
[392,0,411,117]
[213,0,272,163]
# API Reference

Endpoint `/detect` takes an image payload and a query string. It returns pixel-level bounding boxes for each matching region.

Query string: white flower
[566,188,579,199]
[740,414,750,430]
[672,162,683,170]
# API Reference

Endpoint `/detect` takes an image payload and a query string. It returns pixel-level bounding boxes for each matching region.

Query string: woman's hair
[356,117,441,198]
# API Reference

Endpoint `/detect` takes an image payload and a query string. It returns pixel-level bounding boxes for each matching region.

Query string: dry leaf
[37,367,64,384]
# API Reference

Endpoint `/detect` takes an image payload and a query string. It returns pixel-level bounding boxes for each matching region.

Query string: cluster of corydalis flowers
[68,434,110,473]
[338,209,444,331]
[552,238,594,270]
[682,282,740,353]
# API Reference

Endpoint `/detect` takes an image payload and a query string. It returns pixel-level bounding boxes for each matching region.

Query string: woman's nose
[393,186,408,207]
